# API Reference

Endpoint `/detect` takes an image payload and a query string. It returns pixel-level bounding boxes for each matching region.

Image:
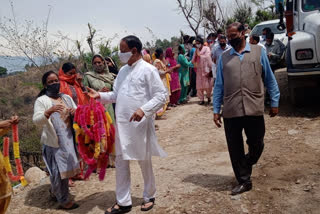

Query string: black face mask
[220,43,226,48]
[108,66,118,75]
[229,37,242,49]
[46,83,60,98]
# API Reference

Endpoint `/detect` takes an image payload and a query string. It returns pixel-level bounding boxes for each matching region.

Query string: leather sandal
[141,198,155,212]
[105,203,132,214]
[59,202,79,210]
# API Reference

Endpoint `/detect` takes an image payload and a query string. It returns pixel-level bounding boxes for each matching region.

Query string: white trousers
[115,155,156,206]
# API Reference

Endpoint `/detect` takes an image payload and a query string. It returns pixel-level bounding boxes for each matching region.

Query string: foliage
[233,3,253,25]
[0,66,7,76]
[251,9,278,28]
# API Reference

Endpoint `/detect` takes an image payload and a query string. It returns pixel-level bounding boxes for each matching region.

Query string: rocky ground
[7,69,320,214]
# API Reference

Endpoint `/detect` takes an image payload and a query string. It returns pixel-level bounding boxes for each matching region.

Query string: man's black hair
[207,33,217,39]
[62,62,76,73]
[217,29,223,34]
[121,35,143,53]
[251,34,260,43]
[262,27,272,34]
[219,35,227,40]
[155,48,163,59]
[183,35,190,44]
[227,22,245,32]
[266,32,274,40]
[195,36,204,44]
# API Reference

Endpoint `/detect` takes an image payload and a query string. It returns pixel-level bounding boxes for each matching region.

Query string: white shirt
[99,59,168,160]
[33,94,77,148]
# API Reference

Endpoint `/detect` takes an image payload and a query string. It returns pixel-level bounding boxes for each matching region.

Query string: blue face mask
[262,35,266,40]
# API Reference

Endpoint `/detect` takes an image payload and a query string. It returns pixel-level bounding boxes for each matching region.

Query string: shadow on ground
[182,174,235,192]
[24,184,142,214]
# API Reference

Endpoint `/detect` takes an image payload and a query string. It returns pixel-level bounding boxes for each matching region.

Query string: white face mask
[119,51,133,64]
[196,44,201,48]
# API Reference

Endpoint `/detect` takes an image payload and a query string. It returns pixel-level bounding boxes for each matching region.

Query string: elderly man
[213,22,280,195]
[87,35,167,214]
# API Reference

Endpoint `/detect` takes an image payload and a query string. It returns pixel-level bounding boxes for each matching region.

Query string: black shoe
[105,203,132,214]
[199,101,205,105]
[231,182,252,195]
[207,98,211,105]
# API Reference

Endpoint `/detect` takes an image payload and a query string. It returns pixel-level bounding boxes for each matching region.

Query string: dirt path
[7,70,320,214]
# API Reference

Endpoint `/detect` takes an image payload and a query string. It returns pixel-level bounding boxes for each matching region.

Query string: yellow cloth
[0,195,11,214]
[0,152,12,200]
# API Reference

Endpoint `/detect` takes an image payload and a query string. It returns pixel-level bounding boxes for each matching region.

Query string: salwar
[197,88,212,101]
[115,155,156,206]
[179,84,189,103]
[170,90,181,105]
[43,145,69,205]
[0,196,11,214]
[223,116,265,184]
[188,68,197,96]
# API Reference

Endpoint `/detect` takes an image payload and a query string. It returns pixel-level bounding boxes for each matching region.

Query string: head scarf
[179,44,186,55]
[58,68,88,105]
[105,56,119,75]
[165,47,177,68]
[84,54,115,88]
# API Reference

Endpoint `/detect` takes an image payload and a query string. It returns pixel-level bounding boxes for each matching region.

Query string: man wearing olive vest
[213,22,280,195]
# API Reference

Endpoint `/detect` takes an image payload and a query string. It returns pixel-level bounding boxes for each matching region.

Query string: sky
[0,0,200,53]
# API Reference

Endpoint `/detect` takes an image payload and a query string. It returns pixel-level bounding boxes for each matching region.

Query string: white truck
[277,0,320,105]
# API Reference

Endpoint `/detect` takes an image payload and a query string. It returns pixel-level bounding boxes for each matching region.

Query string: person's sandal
[59,202,79,210]
[141,198,155,212]
[105,203,132,214]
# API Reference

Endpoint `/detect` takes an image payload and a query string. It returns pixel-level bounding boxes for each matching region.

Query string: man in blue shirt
[213,22,280,195]
[211,35,231,79]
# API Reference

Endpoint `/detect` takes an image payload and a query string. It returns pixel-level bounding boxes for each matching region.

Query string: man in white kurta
[88,35,167,214]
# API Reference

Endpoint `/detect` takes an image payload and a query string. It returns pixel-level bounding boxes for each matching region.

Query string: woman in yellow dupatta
[0,116,19,214]
[153,48,172,117]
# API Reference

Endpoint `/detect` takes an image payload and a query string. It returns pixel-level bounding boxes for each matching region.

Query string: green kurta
[177,45,193,103]
[83,71,116,122]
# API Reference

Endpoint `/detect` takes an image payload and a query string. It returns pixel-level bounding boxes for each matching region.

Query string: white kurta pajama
[99,59,167,206]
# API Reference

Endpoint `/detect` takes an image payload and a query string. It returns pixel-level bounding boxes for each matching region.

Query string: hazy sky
[0,0,199,52]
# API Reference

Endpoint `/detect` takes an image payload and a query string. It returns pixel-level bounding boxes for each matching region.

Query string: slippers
[59,202,79,210]
[141,198,155,212]
[105,203,132,214]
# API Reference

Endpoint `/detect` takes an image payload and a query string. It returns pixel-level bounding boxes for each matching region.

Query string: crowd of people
[0,21,282,214]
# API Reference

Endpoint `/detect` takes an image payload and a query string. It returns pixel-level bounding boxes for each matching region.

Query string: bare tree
[0,1,60,71]
[176,0,204,36]
[86,23,96,55]
[202,0,226,32]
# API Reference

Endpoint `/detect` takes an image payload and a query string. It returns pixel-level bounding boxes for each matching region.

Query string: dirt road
[7,69,320,214]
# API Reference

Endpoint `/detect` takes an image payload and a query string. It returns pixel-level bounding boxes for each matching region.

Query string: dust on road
[7,69,320,214]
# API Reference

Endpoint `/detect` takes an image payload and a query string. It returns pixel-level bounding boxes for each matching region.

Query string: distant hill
[0,56,50,73]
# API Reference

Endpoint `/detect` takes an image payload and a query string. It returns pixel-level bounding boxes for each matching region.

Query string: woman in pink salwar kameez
[165,47,181,106]
[192,36,213,105]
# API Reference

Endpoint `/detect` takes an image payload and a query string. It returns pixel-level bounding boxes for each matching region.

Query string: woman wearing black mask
[105,56,119,75]
[33,71,80,210]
